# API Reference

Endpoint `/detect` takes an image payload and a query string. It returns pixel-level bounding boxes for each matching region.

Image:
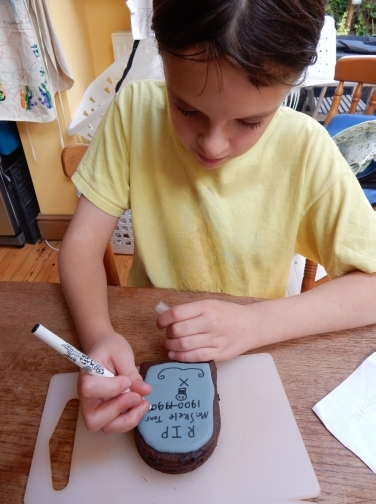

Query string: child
[59,0,376,434]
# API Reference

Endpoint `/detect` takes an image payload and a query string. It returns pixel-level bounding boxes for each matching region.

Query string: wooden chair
[61,144,121,286]
[301,56,376,292]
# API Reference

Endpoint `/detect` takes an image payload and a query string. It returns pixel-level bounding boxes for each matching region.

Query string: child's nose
[199,127,228,158]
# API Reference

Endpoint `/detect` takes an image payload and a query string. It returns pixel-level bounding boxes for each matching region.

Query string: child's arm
[157,271,376,362]
[59,196,151,433]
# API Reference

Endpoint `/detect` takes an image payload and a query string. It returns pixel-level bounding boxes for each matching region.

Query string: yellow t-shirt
[72,80,376,299]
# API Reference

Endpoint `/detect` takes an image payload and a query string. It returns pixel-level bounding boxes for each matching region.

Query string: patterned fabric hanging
[333,121,376,176]
[0,0,73,122]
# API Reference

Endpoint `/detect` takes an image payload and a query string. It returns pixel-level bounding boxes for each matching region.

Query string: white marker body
[32,324,115,377]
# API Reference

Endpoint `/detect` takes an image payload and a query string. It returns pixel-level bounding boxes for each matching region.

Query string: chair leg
[104,243,121,286]
[301,259,318,293]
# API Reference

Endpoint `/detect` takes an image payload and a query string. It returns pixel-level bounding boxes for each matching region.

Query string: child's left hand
[156,300,258,362]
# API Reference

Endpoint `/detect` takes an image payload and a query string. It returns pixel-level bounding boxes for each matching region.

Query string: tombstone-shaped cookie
[135,360,220,474]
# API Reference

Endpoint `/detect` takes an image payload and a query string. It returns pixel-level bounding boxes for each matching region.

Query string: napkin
[312,352,376,473]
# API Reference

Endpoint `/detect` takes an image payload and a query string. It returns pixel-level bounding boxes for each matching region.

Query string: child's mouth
[196,151,227,166]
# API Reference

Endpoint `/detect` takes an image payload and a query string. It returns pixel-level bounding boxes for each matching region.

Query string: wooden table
[1,282,375,502]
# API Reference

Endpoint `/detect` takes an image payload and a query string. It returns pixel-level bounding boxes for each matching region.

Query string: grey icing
[138,362,214,453]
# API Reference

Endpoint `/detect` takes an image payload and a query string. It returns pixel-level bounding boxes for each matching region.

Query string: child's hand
[77,332,151,434]
[157,300,256,362]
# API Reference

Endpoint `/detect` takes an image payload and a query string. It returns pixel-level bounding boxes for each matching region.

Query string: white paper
[312,352,376,473]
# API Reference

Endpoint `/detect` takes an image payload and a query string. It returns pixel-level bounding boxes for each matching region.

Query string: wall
[17,0,131,217]
[84,0,131,76]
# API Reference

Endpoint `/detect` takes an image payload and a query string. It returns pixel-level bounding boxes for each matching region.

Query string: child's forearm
[158,270,376,363]
[250,271,376,348]
[59,236,114,353]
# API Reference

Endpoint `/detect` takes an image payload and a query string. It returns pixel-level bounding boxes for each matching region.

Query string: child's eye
[176,104,198,117]
[237,120,262,130]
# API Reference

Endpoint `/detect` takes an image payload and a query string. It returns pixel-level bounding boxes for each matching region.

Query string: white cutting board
[25,354,320,503]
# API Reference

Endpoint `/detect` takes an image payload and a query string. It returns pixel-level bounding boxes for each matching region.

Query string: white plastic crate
[67,38,163,141]
[110,209,134,254]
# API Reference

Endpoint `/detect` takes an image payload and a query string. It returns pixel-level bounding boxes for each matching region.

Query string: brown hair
[152,0,326,87]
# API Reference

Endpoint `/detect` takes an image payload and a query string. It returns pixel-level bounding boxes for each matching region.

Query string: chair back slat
[366,89,376,115]
[324,56,376,125]
[61,144,89,179]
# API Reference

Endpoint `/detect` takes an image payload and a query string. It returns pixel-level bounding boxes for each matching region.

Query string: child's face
[163,53,292,169]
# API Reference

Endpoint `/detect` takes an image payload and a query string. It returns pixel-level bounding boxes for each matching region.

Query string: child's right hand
[77,331,152,434]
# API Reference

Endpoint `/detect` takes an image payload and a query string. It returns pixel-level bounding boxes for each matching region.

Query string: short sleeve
[296,169,376,278]
[71,87,133,217]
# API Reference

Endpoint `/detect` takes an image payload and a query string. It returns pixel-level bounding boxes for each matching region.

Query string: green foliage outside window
[326,0,348,27]
[326,0,376,35]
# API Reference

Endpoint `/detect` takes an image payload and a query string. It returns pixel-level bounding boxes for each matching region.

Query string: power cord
[44,239,60,252]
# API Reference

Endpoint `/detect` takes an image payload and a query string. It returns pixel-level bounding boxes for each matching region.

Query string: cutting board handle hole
[49,398,80,490]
